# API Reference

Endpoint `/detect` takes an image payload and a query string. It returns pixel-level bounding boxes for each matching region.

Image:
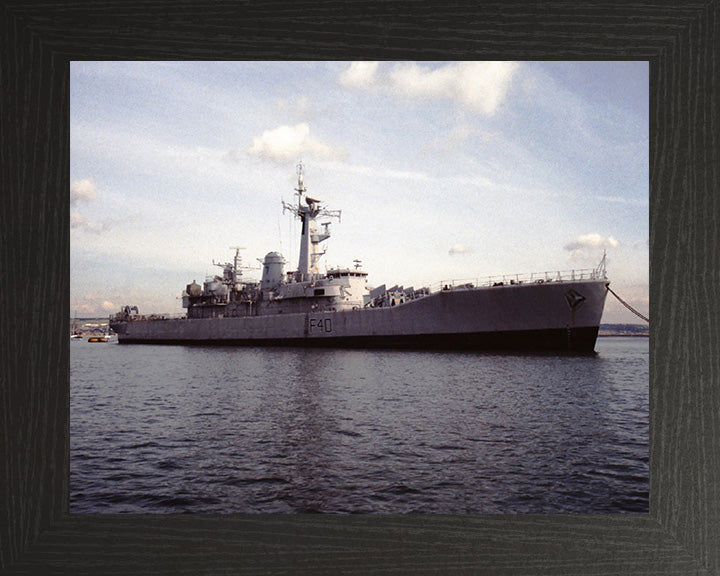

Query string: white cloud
[565,233,620,252]
[70,297,118,316]
[339,61,379,89]
[71,178,97,204]
[247,123,343,163]
[71,301,98,316]
[449,243,474,255]
[70,179,103,233]
[388,62,519,115]
[70,211,113,235]
[70,212,87,229]
[338,61,519,115]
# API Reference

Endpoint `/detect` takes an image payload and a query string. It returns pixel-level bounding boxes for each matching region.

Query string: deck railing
[113,265,608,321]
[426,266,607,295]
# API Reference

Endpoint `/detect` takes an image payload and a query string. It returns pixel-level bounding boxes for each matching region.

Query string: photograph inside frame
[69,61,649,514]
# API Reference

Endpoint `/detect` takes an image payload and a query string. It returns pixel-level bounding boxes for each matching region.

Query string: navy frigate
[110,164,609,352]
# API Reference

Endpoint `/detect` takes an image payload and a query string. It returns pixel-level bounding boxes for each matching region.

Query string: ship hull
[111,279,608,353]
[117,326,599,352]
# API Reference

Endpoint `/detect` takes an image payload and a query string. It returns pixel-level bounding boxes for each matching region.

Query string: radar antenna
[212,246,261,286]
[281,163,341,281]
[295,161,306,194]
[229,246,245,279]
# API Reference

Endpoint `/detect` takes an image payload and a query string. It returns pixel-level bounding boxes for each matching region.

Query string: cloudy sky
[71,61,648,323]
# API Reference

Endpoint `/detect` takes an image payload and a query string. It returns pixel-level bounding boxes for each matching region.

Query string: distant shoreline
[598,324,649,338]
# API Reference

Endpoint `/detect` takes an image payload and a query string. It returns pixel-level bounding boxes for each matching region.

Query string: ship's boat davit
[110,164,609,353]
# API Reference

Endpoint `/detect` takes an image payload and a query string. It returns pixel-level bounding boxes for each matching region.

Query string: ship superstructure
[110,164,609,352]
[171,164,368,321]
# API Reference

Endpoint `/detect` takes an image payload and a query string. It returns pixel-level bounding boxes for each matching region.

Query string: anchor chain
[607,286,649,323]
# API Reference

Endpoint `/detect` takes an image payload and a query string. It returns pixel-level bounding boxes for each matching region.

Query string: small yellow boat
[87,335,108,343]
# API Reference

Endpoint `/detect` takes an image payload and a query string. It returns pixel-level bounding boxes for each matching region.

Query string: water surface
[71,337,648,513]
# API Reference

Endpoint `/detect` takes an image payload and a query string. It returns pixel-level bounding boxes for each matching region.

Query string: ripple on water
[71,338,649,513]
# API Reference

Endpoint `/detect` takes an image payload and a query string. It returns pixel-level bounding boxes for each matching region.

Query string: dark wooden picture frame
[2,2,718,574]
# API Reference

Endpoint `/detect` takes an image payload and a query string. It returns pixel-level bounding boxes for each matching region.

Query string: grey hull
[111,279,608,353]
[118,327,600,353]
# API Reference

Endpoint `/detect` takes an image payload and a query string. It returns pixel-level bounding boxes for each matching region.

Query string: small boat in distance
[71,312,83,339]
[87,335,108,343]
[87,325,113,342]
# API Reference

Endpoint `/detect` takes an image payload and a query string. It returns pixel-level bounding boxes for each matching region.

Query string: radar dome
[261,252,285,291]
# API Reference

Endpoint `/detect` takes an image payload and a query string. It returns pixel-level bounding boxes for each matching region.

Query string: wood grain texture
[1,1,717,574]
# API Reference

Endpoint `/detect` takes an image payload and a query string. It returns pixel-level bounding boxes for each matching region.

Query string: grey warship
[110,164,609,352]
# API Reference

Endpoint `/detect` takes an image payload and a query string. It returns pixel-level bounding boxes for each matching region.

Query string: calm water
[70,337,648,514]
